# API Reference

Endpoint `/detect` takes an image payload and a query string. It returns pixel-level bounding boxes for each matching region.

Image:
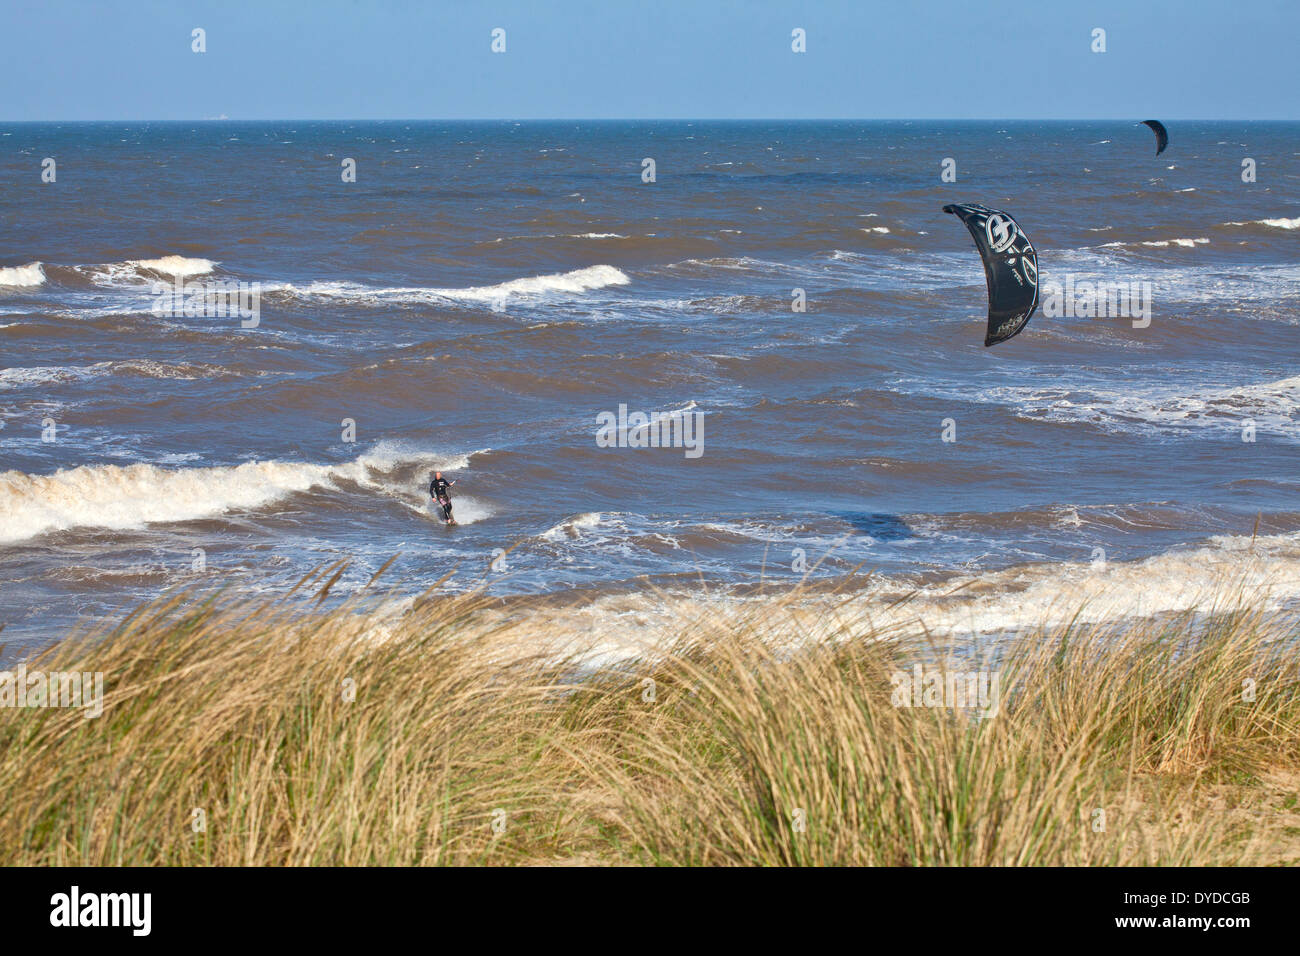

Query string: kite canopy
[1141,120,1169,155]
[943,202,1040,347]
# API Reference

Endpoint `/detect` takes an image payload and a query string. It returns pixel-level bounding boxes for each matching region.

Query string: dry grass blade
[1,570,1297,866]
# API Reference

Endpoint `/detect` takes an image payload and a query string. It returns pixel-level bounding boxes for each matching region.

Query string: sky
[1,0,1296,121]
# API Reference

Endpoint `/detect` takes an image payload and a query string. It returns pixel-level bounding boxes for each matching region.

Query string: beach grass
[1,565,1298,866]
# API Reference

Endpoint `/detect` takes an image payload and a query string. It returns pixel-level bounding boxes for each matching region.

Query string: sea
[2,120,1298,649]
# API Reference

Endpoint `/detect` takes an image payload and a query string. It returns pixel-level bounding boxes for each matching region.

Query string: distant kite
[943,203,1040,347]
[1141,120,1169,156]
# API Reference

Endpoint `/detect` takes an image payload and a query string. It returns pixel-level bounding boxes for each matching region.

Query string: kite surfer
[429,470,458,526]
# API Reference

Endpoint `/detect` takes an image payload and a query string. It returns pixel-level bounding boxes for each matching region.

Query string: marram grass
[2,565,1298,866]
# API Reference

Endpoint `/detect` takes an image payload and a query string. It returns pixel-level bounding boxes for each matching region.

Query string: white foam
[0,262,45,287]
[0,360,240,390]
[132,255,216,276]
[403,494,493,526]
[0,365,104,389]
[440,496,492,525]
[1225,217,1300,230]
[0,442,483,545]
[1102,237,1208,249]
[541,512,605,541]
[626,401,698,433]
[85,255,217,286]
[489,233,626,242]
[973,375,1300,439]
[1048,254,1300,308]
[857,531,1300,638]
[286,264,630,306]
[412,531,1300,668]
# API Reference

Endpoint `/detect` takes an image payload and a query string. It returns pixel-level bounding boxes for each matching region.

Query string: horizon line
[4,117,1298,124]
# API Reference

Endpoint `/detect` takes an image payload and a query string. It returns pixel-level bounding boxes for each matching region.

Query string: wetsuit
[429,476,455,520]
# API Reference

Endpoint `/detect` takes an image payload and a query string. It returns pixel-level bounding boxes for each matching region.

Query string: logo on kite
[943,202,1041,347]
[985,214,1019,253]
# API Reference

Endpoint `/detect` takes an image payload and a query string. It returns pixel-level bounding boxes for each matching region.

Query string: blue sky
[2,0,1296,120]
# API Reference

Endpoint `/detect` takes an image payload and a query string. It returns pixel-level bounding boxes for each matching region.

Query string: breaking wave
[0,442,483,545]
[1224,216,1300,230]
[0,262,46,287]
[971,375,1300,439]
[848,530,1300,638]
[275,264,631,306]
[76,255,219,287]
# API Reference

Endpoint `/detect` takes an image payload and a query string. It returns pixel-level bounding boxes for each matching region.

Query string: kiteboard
[435,499,457,526]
